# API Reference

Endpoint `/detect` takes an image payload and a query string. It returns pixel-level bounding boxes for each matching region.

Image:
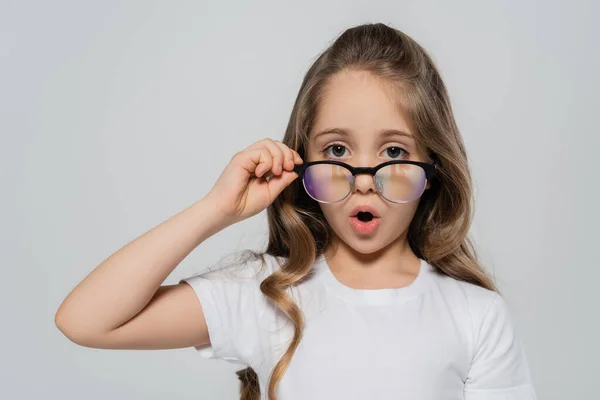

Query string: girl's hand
[205,138,303,225]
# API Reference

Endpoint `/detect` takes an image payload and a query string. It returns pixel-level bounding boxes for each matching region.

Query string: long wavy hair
[234,22,498,400]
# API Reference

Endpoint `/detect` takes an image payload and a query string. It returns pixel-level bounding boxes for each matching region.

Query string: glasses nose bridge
[350,166,380,194]
[352,166,377,176]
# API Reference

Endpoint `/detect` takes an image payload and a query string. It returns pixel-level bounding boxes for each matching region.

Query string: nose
[352,172,379,195]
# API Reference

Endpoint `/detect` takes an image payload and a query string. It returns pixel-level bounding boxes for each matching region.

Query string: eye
[383,146,409,159]
[321,144,409,160]
[323,143,349,158]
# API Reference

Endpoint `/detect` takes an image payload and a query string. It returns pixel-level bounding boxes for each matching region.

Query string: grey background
[1,0,598,399]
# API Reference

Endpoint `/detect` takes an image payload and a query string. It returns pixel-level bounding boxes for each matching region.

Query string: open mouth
[356,211,374,222]
[350,211,381,234]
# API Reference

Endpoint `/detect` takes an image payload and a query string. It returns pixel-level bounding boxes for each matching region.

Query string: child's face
[305,69,430,255]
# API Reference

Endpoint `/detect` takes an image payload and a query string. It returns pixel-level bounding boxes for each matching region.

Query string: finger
[246,138,301,173]
[258,139,285,176]
[272,140,296,172]
[244,138,271,152]
[245,139,284,175]
[255,148,274,177]
[293,149,303,164]
[237,148,272,177]
[246,138,302,165]
[266,169,299,198]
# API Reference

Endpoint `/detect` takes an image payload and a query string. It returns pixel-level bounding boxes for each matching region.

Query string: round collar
[313,253,433,306]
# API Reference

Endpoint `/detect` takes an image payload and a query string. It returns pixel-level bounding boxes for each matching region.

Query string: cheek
[385,206,419,233]
[318,204,349,237]
[319,204,340,225]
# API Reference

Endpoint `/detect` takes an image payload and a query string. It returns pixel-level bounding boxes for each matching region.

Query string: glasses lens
[375,163,427,203]
[302,162,427,203]
[303,163,352,202]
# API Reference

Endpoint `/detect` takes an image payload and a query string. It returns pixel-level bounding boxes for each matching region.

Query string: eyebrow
[313,127,414,142]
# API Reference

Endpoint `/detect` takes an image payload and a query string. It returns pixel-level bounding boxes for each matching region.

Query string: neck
[323,230,420,277]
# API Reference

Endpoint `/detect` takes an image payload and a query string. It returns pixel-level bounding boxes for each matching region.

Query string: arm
[55,195,232,349]
[55,138,302,350]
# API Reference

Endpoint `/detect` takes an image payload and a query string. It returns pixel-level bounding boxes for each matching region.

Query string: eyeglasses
[293,160,437,204]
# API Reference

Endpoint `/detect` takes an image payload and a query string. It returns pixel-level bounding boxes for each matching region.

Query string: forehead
[310,69,413,142]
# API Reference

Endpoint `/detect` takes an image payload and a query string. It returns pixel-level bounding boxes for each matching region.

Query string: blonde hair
[235,22,497,399]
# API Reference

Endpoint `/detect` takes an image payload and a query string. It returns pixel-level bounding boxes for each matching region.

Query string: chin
[336,232,389,255]
[350,243,386,255]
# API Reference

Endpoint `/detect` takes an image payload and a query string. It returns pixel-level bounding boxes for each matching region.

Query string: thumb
[267,170,299,197]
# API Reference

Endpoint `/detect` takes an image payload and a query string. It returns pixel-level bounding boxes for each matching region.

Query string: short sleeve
[464,294,537,400]
[179,251,274,366]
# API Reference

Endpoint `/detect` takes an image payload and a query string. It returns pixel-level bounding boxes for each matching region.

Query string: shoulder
[425,264,503,336]
[179,251,287,365]
[424,264,527,365]
[190,250,284,283]
[428,264,498,309]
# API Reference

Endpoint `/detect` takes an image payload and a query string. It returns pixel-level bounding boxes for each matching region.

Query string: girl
[56,23,536,400]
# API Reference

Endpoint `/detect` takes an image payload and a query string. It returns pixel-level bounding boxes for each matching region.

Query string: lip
[349,215,381,234]
[349,205,381,218]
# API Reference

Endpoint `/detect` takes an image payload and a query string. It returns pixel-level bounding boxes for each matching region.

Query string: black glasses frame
[293,159,438,204]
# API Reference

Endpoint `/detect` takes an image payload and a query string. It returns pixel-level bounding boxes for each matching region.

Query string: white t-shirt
[181,251,537,400]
